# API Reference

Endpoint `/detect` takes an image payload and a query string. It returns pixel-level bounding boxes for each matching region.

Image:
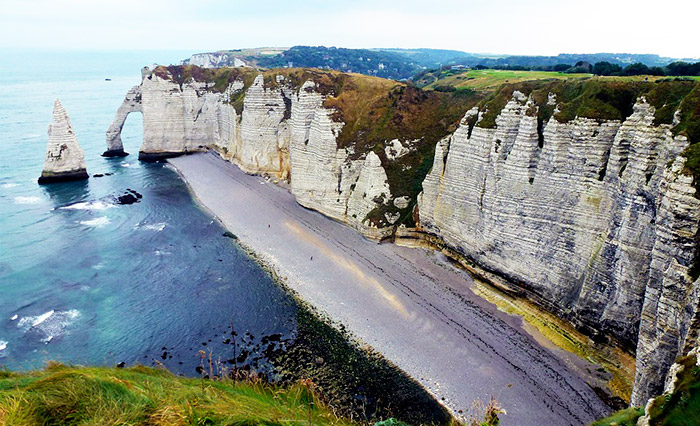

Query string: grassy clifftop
[0,363,352,425]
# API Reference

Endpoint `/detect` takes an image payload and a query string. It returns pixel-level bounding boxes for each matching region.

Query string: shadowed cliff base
[37,171,89,184]
[101,148,128,157]
[138,151,190,162]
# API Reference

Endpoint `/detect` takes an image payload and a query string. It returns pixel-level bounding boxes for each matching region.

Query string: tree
[648,66,666,76]
[552,63,571,72]
[592,61,623,76]
[623,62,650,76]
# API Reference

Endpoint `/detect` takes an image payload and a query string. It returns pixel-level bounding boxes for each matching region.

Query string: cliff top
[0,363,355,425]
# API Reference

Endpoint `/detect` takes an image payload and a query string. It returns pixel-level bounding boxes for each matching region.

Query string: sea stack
[38,100,89,184]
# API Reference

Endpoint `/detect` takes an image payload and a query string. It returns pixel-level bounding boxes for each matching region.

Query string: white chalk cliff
[107,68,700,406]
[39,99,88,184]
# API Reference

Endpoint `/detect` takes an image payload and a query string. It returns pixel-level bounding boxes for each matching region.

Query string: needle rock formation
[38,99,88,184]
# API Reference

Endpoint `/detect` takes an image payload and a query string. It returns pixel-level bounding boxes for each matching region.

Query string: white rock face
[233,75,291,178]
[106,70,397,237]
[385,139,410,160]
[39,100,88,183]
[182,52,247,68]
[418,95,700,405]
[105,68,237,161]
[105,85,142,156]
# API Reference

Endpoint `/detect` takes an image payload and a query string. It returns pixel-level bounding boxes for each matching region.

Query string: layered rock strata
[105,67,235,161]
[106,69,394,237]
[39,99,88,184]
[108,69,700,405]
[418,93,700,405]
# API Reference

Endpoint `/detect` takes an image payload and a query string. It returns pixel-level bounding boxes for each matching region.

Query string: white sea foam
[135,222,166,232]
[121,162,140,168]
[59,200,115,211]
[2,183,19,188]
[80,217,111,227]
[17,309,80,343]
[0,340,7,353]
[14,196,41,204]
[10,314,18,321]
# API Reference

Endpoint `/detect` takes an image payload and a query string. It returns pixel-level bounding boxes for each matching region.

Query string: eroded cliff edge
[106,65,700,407]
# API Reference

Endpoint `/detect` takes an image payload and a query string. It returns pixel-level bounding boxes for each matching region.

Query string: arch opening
[103,85,142,157]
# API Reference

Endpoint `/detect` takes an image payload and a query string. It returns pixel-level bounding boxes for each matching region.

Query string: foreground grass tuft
[0,363,353,426]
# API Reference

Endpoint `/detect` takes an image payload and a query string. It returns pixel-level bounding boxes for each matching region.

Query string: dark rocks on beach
[92,173,114,178]
[222,231,238,239]
[116,362,125,368]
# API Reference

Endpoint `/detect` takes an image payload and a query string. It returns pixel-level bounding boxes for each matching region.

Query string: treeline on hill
[426,60,700,77]
[251,46,418,80]
[453,53,689,69]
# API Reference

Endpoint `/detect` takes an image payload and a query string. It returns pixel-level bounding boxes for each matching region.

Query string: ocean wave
[121,162,140,169]
[79,217,111,227]
[135,222,166,232]
[0,340,7,353]
[17,309,80,343]
[14,196,41,204]
[2,182,19,188]
[59,200,115,211]
[10,314,18,321]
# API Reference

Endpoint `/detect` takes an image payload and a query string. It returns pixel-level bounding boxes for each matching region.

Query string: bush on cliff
[592,352,700,426]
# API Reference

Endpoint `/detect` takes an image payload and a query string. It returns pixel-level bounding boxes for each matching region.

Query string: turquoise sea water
[0,50,297,374]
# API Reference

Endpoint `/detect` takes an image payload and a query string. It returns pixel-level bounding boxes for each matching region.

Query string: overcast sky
[1,0,698,58]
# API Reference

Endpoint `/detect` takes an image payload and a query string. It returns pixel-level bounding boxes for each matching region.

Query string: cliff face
[106,67,446,237]
[418,91,700,405]
[105,67,236,160]
[107,66,700,406]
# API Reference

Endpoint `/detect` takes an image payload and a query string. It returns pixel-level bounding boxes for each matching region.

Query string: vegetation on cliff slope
[592,351,700,426]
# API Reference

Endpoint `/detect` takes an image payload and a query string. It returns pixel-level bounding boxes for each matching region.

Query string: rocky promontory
[38,99,88,184]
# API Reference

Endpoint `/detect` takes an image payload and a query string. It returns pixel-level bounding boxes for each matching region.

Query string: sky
[1,0,698,58]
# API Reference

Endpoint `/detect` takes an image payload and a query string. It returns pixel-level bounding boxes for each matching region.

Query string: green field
[419,68,700,92]
[421,69,591,91]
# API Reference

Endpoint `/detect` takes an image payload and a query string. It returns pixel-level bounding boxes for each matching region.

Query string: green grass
[0,363,354,426]
[422,69,592,91]
[590,407,644,426]
[593,352,700,426]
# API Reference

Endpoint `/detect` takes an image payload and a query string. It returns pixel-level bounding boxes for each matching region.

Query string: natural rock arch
[103,85,142,157]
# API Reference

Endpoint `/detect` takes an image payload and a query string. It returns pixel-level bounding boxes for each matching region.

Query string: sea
[0,50,298,375]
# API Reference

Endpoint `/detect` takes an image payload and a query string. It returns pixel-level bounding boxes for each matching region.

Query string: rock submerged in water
[38,100,89,184]
[115,189,143,205]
